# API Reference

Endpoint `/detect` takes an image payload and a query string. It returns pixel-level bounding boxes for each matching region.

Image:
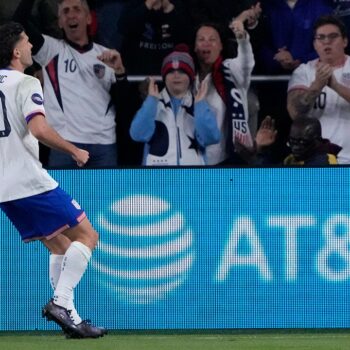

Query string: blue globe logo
[92,195,195,304]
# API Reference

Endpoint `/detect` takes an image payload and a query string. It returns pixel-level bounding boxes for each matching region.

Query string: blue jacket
[259,0,333,74]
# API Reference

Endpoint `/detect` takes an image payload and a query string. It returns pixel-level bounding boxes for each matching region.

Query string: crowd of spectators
[3,0,349,167]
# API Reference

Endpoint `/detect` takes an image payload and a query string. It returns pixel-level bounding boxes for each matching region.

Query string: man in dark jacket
[118,0,193,75]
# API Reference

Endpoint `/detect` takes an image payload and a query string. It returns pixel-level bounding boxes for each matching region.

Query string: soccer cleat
[65,320,108,339]
[42,300,79,335]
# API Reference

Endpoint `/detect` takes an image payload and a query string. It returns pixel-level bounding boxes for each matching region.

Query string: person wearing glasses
[287,15,350,164]
[249,115,340,165]
[254,0,333,164]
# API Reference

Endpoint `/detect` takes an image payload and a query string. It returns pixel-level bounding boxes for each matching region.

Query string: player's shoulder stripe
[26,110,46,124]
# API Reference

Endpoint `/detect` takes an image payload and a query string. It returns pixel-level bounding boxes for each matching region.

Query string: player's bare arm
[28,114,89,167]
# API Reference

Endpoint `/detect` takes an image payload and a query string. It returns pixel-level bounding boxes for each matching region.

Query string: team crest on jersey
[31,93,44,105]
[93,64,106,79]
[0,74,7,83]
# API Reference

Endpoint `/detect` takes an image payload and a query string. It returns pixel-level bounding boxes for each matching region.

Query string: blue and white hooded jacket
[130,88,220,166]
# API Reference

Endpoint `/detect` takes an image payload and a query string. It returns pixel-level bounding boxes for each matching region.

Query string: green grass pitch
[0,330,349,350]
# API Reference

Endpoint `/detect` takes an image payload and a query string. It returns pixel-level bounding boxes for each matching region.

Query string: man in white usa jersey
[14,0,127,168]
[287,15,350,164]
[0,22,106,338]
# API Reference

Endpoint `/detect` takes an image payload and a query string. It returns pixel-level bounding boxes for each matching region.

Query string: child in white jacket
[130,45,220,166]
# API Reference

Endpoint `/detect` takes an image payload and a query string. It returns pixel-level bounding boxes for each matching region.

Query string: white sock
[49,254,64,291]
[49,254,82,325]
[53,242,91,314]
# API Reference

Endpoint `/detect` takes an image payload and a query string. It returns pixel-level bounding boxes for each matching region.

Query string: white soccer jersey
[0,69,57,203]
[288,56,350,164]
[33,35,117,144]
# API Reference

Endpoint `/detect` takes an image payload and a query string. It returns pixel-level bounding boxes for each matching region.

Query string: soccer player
[0,22,106,338]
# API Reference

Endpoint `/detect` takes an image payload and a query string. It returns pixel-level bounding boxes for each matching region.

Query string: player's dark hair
[313,15,347,38]
[0,22,24,69]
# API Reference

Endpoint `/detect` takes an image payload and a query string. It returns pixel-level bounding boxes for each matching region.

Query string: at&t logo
[92,195,195,304]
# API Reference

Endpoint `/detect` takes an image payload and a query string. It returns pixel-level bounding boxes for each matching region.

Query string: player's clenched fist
[72,148,90,167]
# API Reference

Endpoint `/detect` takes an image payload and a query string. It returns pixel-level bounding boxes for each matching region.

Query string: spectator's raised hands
[145,0,174,12]
[161,0,174,13]
[274,47,300,71]
[195,79,209,103]
[255,116,277,150]
[148,77,160,98]
[97,49,125,75]
[236,2,262,29]
[314,61,333,90]
[229,19,246,39]
[145,0,162,10]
